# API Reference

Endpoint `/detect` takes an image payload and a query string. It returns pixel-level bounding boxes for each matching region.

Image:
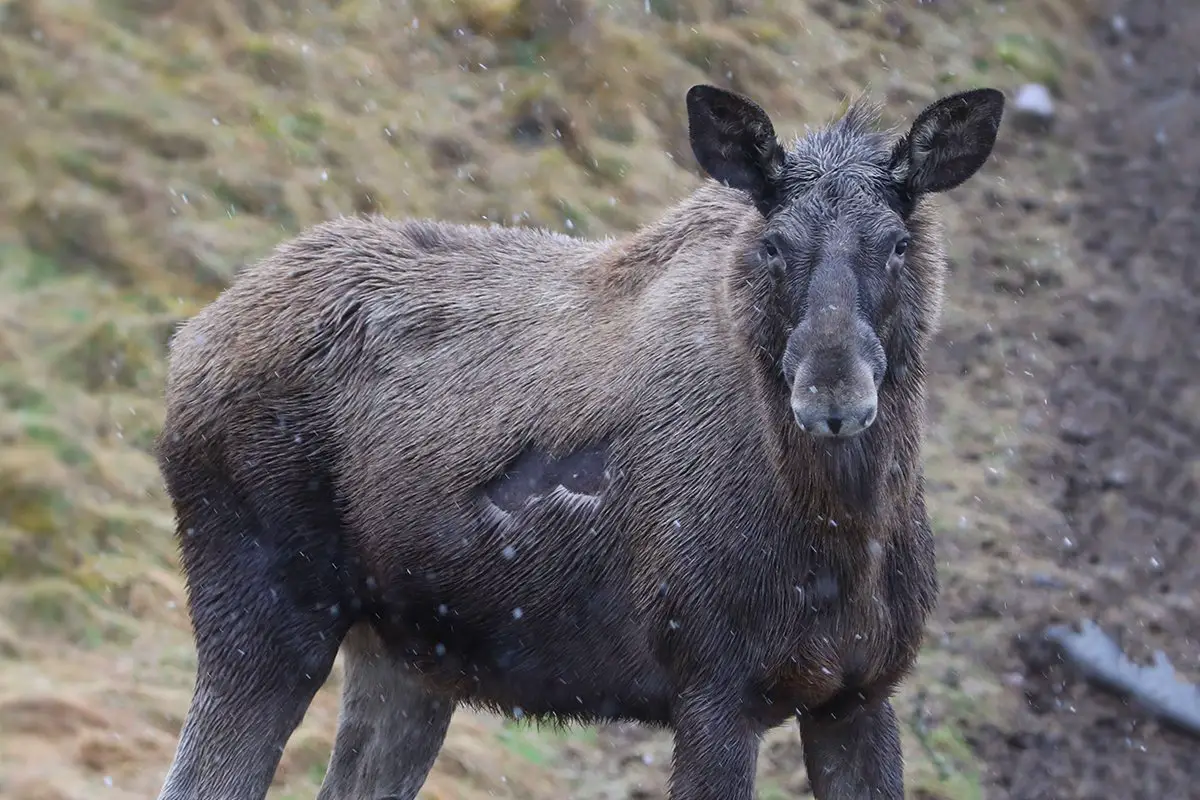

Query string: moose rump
[153,82,1004,800]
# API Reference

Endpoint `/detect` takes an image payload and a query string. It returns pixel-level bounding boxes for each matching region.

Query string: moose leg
[154,473,351,800]
[667,691,760,800]
[156,600,344,800]
[797,696,903,800]
[316,625,455,800]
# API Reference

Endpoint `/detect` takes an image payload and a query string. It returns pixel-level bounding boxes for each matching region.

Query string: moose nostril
[826,416,843,435]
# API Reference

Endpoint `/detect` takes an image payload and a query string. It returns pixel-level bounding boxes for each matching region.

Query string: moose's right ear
[686,84,786,217]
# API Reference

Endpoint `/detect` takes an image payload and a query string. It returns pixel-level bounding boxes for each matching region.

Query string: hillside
[0,1,1115,798]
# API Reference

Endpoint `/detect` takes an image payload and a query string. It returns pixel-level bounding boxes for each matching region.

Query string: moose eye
[892,237,910,257]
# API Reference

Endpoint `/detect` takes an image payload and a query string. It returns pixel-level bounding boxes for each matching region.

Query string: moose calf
[154,82,1004,799]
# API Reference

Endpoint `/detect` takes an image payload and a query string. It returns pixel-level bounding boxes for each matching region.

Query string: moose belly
[369,584,675,725]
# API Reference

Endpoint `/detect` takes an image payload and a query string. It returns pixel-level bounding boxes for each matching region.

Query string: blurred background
[0,0,1196,798]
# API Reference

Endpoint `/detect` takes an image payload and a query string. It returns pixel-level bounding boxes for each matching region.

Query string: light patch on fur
[866,539,886,585]
[545,484,603,513]
[480,498,515,529]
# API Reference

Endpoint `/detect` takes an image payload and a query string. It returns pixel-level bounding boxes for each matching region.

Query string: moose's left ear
[891,88,1005,195]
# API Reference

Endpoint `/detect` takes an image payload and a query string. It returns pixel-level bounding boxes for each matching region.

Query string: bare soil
[953,0,1200,797]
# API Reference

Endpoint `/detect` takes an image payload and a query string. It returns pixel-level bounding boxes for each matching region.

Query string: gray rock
[1045,619,1200,739]
[1012,83,1056,134]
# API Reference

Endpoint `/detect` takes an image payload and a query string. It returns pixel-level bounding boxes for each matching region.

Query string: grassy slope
[0,0,1098,797]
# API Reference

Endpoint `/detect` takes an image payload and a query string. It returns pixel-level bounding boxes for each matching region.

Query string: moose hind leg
[159,643,337,800]
[156,479,350,799]
[317,625,455,800]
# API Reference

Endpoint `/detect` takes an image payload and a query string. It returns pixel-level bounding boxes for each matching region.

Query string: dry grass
[0,0,1102,797]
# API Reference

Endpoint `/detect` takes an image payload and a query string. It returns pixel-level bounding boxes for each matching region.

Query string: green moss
[18,193,135,283]
[589,152,631,183]
[756,784,790,800]
[673,24,786,98]
[123,416,164,454]
[0,244,62,289]
[211,176,293,225]
[911,721,986,800]
[495,719,599,767]
[73,104,210,160]
[409,0,521,37]
[645,0,687,22]
[0,370,54,412]
[729,18,794,55]
[19,418,92,467]
[509,33,556,70]
[279,108,326,143]
[55,149,126,195]
[557,198,591,236]
[232,36,309,90]
[0,481,73,539]
[157,644,199,675]
[248,103,324,165]
[994,33,1065,92]
[0,579,138,648]
[54,317,165,392]
[89,504,174,557]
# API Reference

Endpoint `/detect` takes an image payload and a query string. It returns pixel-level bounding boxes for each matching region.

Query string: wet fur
[155,88,1001,800]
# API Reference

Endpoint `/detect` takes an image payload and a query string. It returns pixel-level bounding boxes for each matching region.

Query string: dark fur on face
[153,85,1003,800]
[687,84,1003,443]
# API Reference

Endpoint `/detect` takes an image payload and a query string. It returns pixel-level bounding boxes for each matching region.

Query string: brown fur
[153,85,1003,800]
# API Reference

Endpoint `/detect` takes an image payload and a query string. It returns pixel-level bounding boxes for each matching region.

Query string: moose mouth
[788,376,880,439]
[791,403,877,438]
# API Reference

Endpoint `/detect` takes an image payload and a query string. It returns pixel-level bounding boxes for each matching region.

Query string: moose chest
[750,536,931,724]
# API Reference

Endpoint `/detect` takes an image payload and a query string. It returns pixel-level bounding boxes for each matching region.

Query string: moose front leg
[797,696,903,800]
[668,690,760,800]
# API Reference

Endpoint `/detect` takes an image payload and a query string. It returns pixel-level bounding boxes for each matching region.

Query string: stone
[1012,83,1056,134]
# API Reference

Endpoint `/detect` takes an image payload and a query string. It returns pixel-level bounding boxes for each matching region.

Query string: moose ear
[891,88,1005,195]
[686,84,786,216]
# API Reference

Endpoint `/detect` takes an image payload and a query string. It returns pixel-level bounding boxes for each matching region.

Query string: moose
[154,82,1004,800]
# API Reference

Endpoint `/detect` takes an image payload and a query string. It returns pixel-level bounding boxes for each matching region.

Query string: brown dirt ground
[964,1,1200,797]
[2,0,1198,798]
